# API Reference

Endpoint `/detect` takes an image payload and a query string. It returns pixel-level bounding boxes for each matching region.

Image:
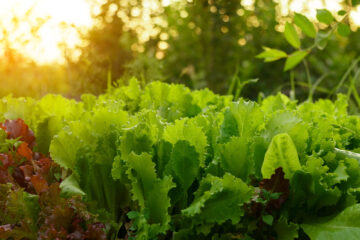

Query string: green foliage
[284,22,301,49]
[182,173,253,224]
[275,217,299,240]
[284,50,309,71]
[338,23,351,37]
[2,0,360,106]
[316,9,334,25]
[261,133,301,179]
[256,47,287,62]
[257,7,357,103]
[2,80,360,239]
[302,204,360,239]
[294,13,316,38]
[258,8,352,72]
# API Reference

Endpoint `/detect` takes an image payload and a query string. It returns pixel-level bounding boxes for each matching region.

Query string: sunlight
[1,0,360,65]
[351,5,360,26]
[277,0,346,20]
[0,0,93,64]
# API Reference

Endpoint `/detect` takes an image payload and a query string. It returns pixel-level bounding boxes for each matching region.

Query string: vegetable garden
[1,79,360,239]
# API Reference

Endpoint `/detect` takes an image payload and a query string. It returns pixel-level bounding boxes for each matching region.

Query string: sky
[0,0,359,64]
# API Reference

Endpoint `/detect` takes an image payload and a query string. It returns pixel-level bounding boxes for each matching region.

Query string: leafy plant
[257,9,355,101]
[2,80,360,239]
[0,119,107,239]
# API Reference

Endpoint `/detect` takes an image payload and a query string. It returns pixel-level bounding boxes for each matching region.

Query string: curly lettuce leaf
[126,152,175,236]
[261,133,301,179]
[182,173,253,224]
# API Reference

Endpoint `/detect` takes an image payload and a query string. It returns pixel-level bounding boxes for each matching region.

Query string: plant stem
[332,56,360,96]
[351,68,360,109]
[303,59,312,101]
[335,148,360,164]
[290,71,295,100]
[312,73,328,95]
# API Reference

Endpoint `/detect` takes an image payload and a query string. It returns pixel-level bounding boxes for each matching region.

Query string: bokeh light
[1,0,360,65]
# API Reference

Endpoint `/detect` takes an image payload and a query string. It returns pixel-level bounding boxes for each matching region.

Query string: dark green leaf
[294,13,316,38]
[171,140,199,191]
[352,0,360,6]
[262,215,274,225]
[337,10,347,16]
[182,173,253,224]
[302,204,360,239]
[275,218,299,240]
[220,136,253,181]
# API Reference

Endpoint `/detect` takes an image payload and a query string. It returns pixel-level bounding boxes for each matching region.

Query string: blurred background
[1,0,360,101]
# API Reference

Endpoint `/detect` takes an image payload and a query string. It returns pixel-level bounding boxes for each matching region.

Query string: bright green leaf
[294,13,316,38]
[164,118,207,166]
[261,133,301,178]
[316,9,334,25]
[333,162,349,183]
[284,22,301,48]
[256,47,288,62]
[60,174,86,197]
[284,50,309,71]
[50,130,82,170]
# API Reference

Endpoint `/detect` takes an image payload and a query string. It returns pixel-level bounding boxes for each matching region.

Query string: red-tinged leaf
[0,153,14,168]
[37,157,52,174]
[1,119,36,148]
[85,223,107,240]
[31,175,49,194]
[67,229,86,240]
[33,152,43,160]
[12,167,28,188]
[19,164,34,181]
[0,224,13,232]
[0,167,10,184]
[39,183,62,206]
[17,142,33,161]
[44,206,74,230]
[0,224,13,239]
[259,168,290,211]
[38,224,68,240]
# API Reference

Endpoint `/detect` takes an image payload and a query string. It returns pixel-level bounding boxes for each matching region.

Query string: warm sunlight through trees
[1,0,360,64]
[1,0,360,98]
[1,2,360,238]
[0,0,93,64]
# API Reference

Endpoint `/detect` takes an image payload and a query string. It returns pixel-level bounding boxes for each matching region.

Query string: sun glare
[0,0,93,64]
[0,0,360,65]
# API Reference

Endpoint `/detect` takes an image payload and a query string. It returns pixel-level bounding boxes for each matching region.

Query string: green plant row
[1,79,360,239]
